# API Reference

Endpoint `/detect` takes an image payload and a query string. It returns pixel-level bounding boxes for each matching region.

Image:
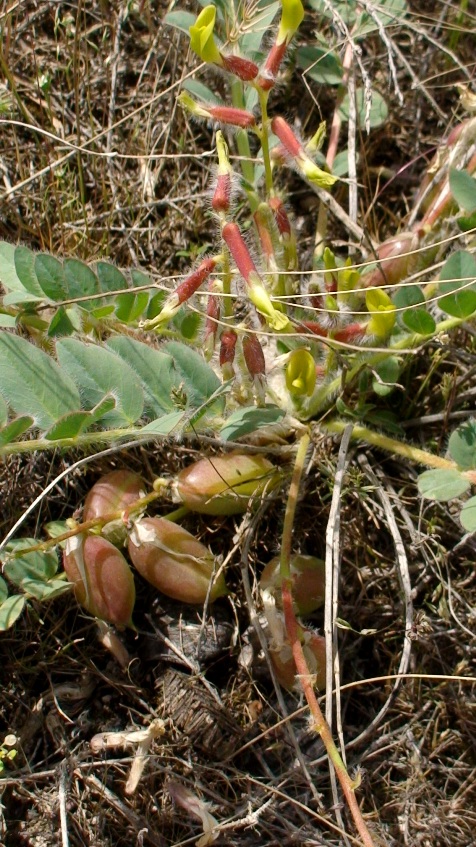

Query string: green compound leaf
[56,338,144,426]
[35,254,67,300]
[0,416,35,447]
[459,496,476,533]
[106,336,177,415]
[182,78,222,106]
[296,45,344,85]
[164,341,224,414]
[339,88,388,129]
[2,539,59,581]
[2,539,67,600]
[14,245,43,297]
[0,576,7,603]
[0,595,26,631]
[438,250,476,318]
[402,308,436,335]
[372,356,400,397]
[64,258,100,306]
[96,261,128,295]
[417,468,470,502]
[164,9,197,34]
[0,241,29,294]
[141,411,185,435]
[43,396,117,440]
[114,291,150,323]
[47,306,76,337]
[0,332,80,429]
[220,405,285,441]
[448,419,476,470]
[449,168,476,213]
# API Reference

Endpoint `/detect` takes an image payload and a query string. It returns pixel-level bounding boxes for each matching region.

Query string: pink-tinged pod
[127,517,227,604]
[175,454,282,516]
[261,554,325,616]
[83,470,146,522]
[64,534,136,627]
[361,232,419,288]
[271,630,326,691]
[207,105,256,128]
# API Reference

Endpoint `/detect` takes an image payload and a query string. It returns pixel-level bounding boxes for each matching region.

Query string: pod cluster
[64,455,282,628]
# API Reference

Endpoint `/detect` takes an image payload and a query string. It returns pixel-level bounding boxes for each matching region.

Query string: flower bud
[260,554,325,616]
[64,534,135,627]
[127,517,227,604]
[271,117,337,190]
[221,54,259,82]
[175,454,282,516]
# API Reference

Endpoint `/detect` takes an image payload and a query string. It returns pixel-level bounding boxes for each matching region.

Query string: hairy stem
[280,431,378,847]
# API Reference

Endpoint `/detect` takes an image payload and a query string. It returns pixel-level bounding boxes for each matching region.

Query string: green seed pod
[260,554,325,616]
[175,454,282,516]
[127,517,227,604]
[64,534,136,627]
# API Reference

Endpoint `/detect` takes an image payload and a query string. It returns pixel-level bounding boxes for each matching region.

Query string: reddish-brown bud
[175,257,218,305]
[242,333,266,378]
[219,328,237,380]
[271,117,303,159]
[258,41,288,91]
[297,321,328,338]
[260,554,325,616]
[175,454,282,516]
[127,517,227,604]
[269,196,292,238]
[212,172,232,213]
[64,534,136,627]
[222,222,258,285]
[332,323,366,343]
[208,105,256,128]
[221,53,259,81]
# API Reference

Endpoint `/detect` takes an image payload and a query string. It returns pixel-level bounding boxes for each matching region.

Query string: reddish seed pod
[212,172,232,213]
[127,516,227,604]
[64,534,136,627]
[260,554,325,617]
[362,232,418,288]
[83,470,146,523]
[175,453,282,516]
[269,196,292,238]
[270,630,326,691]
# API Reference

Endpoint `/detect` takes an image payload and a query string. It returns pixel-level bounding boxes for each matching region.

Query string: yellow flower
[278,0,305,45]
[189,6,222,64]
[366,289,396,337]
[286,349,316,396]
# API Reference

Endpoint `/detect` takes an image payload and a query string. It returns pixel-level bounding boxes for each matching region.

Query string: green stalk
[280,431,378,847]
[305,313,468,419]
[323,420,456,470]
[230,79,259,212]
[257,87,273,198]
